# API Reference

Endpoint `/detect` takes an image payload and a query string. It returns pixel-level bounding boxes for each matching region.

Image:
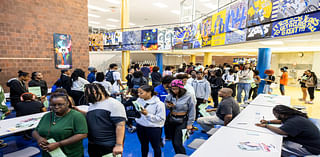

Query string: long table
[190,126,283,157]
[0,105,89,137]
[250,94,291,107]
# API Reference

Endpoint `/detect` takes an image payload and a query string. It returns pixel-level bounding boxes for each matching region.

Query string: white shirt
[93,80,112,95]
[184,84,197,104]
[222,73,239,84]
[187,78,196,85]
[107,71,121,94]
[71,77,89,92]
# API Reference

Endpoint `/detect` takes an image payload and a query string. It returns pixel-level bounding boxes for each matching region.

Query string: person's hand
[141,109,148,115]
[206,108,216,112]
[166,102,175,108]
[260,120,268,124]
[37,137,48,150]
[203,100,207,103]
[255,123,267,128]
[40,96,46,103]
[187,125,193,130]
[113,145,123,156]
[43,142,60,152]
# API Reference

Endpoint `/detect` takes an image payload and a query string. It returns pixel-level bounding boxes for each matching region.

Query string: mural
[141,29,158,50]
[225,29,247,44]
[103,32,122,45]
[174,26,194,49]
[272,11,320,37]
[201,16,212,47]
[246,23,272,40]
[53,33,72,69]
[89,34,104,51]
[158,28,174,50]
[225,0,248,32]
[191,21,202,48]
[247,0,273,27]
[122,31,141,51]
[212,9,227,36]
[272,0,319,20]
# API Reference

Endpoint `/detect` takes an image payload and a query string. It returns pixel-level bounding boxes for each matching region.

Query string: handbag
[168,114,186,124]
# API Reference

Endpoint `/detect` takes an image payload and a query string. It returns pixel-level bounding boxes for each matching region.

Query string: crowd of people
[0,62,319,157]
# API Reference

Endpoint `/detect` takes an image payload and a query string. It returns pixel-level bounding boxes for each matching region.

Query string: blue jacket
[87,72,96,83]
[154,85,168,103]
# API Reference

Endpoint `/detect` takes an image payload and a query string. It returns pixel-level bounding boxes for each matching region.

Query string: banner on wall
[190,21,202,49]
[103,32,122,45]
[272,11,320,38]
[246,23,272,40]
[272,0,319,21]
[201,16,212,47]
[225,0,248,32]
[122,31,141,51]
[212,33,226,46]
[226,29,247,44]
[141,29,158,50]
[174,25,194,49]
[53,33,72,69]
[247,0,273,27]
[158,28,174,50]
[212,9,227,36]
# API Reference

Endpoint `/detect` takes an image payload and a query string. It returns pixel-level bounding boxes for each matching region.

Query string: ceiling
[88,0,231,30]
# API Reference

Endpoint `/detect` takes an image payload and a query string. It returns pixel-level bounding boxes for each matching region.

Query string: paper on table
[47,138,67,157]
[28,86,42,97]
[198,103,209,110]
[102,153,122,157]
[199,109,211,117]
[132,101,142,112]
[182,129,189,144]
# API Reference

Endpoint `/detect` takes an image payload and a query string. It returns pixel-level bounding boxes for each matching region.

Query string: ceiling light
[204,3,217,9]
[107,18,119,22]
[171,10,180,15]
[89,21,100,25]
[105,0,120,4]
[259,41,284,45]
[129,23,136,26]
[88,13,100,18]
[88,5,110,12]
[152,2,168,8]
[106,24,116,28]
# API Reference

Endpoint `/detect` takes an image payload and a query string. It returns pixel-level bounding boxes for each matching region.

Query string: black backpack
[106,71,115,84]
[132,77,146,89]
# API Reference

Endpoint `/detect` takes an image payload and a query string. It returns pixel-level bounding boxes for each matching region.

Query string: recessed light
[88,5,110,12]
[129,23,136,26]
[171,10,180,15]
[105,0,120,5]
[89,21,100,25]
[107,18,119,22]
[88,13,100,18]
[259,41,284,45]
[152,2,168,8]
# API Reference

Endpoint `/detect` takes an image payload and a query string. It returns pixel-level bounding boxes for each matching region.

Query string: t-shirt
[280,116,320,155]
[15,101,44,117]
[110,71,121,93]
[280,72,288,85]
[141,67,151,77]
[71,77,90,92]
[35,110,88,157]
[216,96,240,121]
[86,98,126,147]
[265,75,275,85]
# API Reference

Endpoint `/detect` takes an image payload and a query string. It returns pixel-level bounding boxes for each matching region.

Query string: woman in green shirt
[32,92,88,157]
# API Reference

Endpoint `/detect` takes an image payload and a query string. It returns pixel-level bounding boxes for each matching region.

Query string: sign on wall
[272,11,320,38]
[247,0,273,27]
[226,29,247,44]
[53,33,72,69]
[246,23,272,40]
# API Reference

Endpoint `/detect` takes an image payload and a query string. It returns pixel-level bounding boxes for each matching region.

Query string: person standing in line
[29,72,48,97]
[280,67,289,96]
[222,69,238,97]
[7,70,29,109]
[163,66,172,77]
[249,70,261,99]
[93,72,113,95]
[135,85,166,157]
[165,80,195,155]
[141,64,151,83]
[87,67,97,83]
[187,70,197,85]
[191,71,211,118]
[106,64,125,96]
[126,68,135,92]
[237,63,253,103]
[176,74,196,104]
[70,69,89,106]
[208,70,224,108]
[263,69,275,94]
[57,69,72,94]
[305,70,317,104]
[298,71,309,102]
[151,66,162,88]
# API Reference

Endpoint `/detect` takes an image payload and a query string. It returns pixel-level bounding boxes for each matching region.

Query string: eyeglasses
[49,103,67,107]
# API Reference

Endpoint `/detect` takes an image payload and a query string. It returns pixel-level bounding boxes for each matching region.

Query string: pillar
[156,53,163,74]
[121,0,130,80]
[203,52,212,66]
[190,55,196,64]
[257,48,272,94]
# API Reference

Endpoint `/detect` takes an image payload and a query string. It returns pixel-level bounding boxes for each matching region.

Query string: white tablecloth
[250,94,291,107]
[191,126,283,157]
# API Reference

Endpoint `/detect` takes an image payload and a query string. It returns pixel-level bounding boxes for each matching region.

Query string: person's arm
[11,81,27,96]
[255,123,288,135]
[260,119,282,124]
[204,81,211,101]
[224,114,233,126]
[44,134,88,152]
[141,102,166,124]
[113,121,125,155]
[32,130,49,150]
[73,106,87,115]
[187,96,196,130]
[256,76,261,83]
[41,107,47,112]
[117,80,125,90]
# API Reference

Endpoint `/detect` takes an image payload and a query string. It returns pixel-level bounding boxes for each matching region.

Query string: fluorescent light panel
[152,2,168,8]
[105,0,120,4]
[129,23,136,26]
[107,18,119,22]
[88,13,100,18]
[88,5,110,12]
[106,24,116,28]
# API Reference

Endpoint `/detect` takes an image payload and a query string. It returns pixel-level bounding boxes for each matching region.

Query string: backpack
[132,77,146,89]
[106,71,115,85]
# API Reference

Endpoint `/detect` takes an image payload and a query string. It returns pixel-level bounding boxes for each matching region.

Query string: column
[257,48,272,94]
[156,53,163,74]
[121,0,130,80]
[190,55,196,64]
[203,52,212,66]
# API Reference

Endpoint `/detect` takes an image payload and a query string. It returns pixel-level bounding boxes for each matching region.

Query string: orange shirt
[280,72,288,85]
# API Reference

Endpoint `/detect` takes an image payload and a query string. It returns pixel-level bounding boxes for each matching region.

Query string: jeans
[281,140,313,157]
[197,113,224,132]
[237,83,251,103]
[263,84,272,94]
[168,118,187,154]
[308,87,315,100]
[136,124,162,157]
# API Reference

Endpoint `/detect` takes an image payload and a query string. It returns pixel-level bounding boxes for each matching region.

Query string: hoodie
[7,78,28,100]
[135,96,166,127]
[191,79,211,100]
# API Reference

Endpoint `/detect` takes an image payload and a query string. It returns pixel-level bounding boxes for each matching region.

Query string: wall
[0,0,89,92]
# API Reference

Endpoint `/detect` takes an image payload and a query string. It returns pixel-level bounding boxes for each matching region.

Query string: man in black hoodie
[7,71,29,109]
[54,69,72,94]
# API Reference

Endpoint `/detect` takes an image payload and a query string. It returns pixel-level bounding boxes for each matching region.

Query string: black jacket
[28,80,48,96]
[151,72,161,83]
[7,78,28,100]
[55,74,72,94]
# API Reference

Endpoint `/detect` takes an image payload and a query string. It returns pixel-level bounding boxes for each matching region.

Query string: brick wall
[0,0,89,92]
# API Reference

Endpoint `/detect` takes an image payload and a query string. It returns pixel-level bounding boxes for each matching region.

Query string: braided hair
[84,83,109,104]
[273,105,308,121]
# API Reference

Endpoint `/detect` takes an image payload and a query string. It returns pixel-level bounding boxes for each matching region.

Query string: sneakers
[128,126,136,133]
[306,101,314,104]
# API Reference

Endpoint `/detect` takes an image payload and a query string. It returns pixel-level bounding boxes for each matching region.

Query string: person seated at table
[197,88,240,132]
[15,93,46,117]
[32,92,88,157]
[256,105,320,157]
